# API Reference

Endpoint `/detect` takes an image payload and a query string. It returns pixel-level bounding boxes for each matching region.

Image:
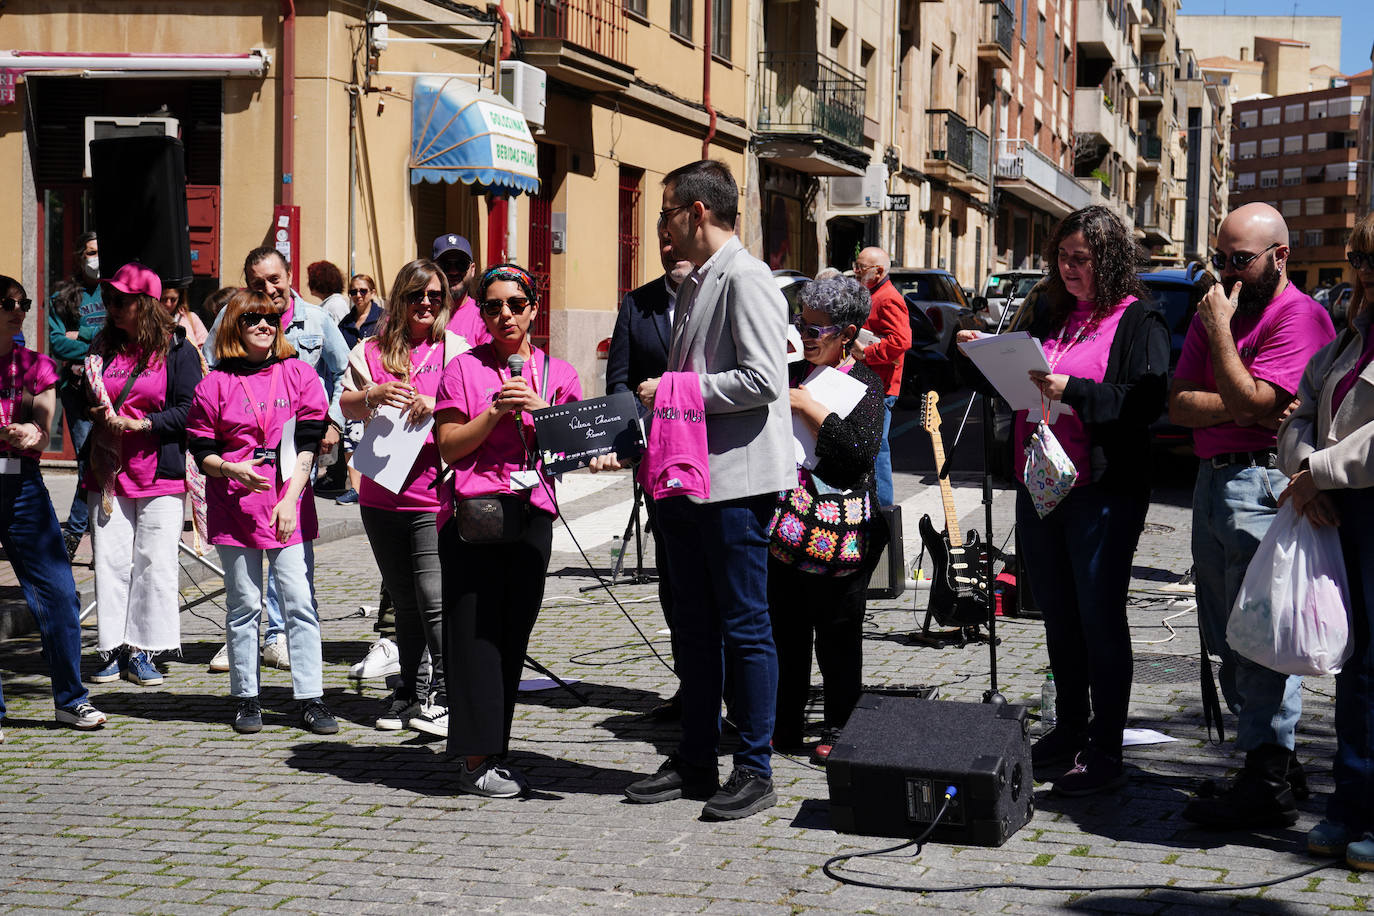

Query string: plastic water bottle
[1041,672,1057,730]
[609,535,623,566]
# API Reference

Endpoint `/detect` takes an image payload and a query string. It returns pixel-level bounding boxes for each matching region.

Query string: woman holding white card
[767,276,887,763]
[341,259,466,735]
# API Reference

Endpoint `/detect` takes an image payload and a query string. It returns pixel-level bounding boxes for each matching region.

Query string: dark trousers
[1333,487,1374,834]
[643,492,678,676]
[440,512,552,758]
[657,494,778,776]
[767,557,871,748]
[1015,483,1148,758]
[362,507,443,703]
[59,384,92,536]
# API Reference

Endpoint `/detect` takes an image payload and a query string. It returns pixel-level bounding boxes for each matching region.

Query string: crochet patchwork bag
[767,480,871,577]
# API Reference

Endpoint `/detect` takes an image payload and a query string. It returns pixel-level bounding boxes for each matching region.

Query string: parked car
[1139,262,1210,457]
[885,268,987,403]
[772,269,811,317]
[981,269,1046,329]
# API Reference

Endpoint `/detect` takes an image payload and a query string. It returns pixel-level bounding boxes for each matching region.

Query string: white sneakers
[409,698,449,738]
[55,703,108,730]
[208,641,291,671]
[349,638,401,680]
[457,758,525,798]
[208,644,230,672]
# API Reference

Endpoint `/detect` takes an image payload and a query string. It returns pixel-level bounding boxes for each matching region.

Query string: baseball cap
[432,234,473,261]
[105,262,162,300]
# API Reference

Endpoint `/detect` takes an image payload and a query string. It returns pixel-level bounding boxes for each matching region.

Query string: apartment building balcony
[1075,88,1127,154]
[1077,0,1127,64]
[995,139,1091,218]
[1138,66,1164,107]
[1140,0,1168,47]
[1085,174,1134,226]
[925,109,972,182]
[1138,133,1163,173]
[953,127,991,193]
[756,52,868,176]
[521,0,633,92]
[1135,198,1173,245]
[978,0,1015,71]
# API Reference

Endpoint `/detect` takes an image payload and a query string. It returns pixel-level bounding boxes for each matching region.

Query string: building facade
[1229,78,1369,291]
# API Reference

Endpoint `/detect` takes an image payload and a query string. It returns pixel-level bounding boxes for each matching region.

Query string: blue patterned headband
[479,264,537,305]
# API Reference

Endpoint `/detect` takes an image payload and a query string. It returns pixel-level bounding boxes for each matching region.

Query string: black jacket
[607,276,672,395]
[965,297,1170,492]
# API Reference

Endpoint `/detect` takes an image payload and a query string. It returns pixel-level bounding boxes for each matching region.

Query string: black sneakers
[301,699,339,735]
[1031,727,1087,769]
[1183,744,1298,829]
[233,698,263,734]
[702,767,777,820]
[624,755,719,803]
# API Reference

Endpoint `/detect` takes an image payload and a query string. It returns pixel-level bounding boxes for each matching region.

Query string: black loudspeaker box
[89,135,193,288]
[866,503,905,600]
[826,694,1033,847]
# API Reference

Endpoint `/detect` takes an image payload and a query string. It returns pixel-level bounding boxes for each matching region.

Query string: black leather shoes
[624,755,718,803]
[702,767,776,820]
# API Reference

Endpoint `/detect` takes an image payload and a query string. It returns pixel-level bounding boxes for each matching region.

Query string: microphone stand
[937,299,1017,706]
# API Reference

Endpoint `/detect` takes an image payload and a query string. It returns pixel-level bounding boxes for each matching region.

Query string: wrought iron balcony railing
[756,51,866,149]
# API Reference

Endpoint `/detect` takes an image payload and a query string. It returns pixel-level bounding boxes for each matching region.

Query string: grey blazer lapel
[669,237,742,369]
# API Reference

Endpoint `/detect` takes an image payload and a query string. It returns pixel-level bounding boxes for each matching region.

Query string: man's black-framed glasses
[1210,242,1279,272]
[657,204,690,225]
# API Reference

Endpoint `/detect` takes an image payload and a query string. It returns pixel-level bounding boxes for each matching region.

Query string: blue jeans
[1016,484,1148,756]
[218,542,322,700]
[874,395,896,507]
[59,385,92,536]
[0,460,90,715]
[656,494,778,776]
[1332,486,1374,834]
[262,539,314,646]
[1192,461,1302,751]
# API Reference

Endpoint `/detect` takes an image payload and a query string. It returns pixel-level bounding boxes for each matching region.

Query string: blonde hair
[376,259,450,379]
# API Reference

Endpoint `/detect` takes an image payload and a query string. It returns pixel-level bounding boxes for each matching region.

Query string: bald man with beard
[1169,203,1336,830]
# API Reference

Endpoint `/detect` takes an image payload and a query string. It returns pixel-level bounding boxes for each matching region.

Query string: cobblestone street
[0,466,1367,914]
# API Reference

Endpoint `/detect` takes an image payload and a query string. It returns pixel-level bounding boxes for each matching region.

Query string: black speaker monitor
[826,694,1034,847]
[89,135,193,288]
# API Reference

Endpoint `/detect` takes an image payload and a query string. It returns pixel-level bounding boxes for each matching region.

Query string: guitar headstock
[920,390,942,434]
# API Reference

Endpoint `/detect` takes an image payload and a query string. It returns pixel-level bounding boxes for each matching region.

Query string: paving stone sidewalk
[0,469,1366,914]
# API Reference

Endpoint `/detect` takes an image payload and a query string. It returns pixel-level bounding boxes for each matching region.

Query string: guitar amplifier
[827,694,1034,847]
[866,504,905,600]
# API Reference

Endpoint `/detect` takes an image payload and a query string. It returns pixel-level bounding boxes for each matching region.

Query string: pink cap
[105,262,162,300]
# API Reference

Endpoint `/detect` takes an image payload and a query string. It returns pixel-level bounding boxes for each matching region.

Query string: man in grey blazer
[621,160,795,820]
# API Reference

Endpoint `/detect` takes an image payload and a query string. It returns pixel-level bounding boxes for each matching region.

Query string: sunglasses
[348,288,372,298]
[238,311,279,329]
[1,297,32,313]
[438,256,472,272]
[1210,242,1279,272]
[406,290,445,308]
[1349,251,1373,270]
[480,296,532,317]
[792,317,841,340]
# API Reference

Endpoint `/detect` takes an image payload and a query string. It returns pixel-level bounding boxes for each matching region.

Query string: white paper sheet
[957,331,1071,421]
[278,416,296,483]
[792,364,869,469]
[1121,728,1178,747]
[784,324,806,363]
[350,405,434,495]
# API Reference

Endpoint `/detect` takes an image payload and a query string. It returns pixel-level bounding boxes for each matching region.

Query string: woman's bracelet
[364,385,377,410]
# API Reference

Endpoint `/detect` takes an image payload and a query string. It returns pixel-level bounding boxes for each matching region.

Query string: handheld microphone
[507,354,525,378]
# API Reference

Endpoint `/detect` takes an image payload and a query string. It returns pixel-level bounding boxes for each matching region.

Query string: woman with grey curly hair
[767,276,889,763]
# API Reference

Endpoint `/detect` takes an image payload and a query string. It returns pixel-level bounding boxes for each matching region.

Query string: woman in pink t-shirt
[160,284,208,350]
[434,263,582,798]
[84,263,203,689]
[341,259,467,734]
[0,274,106,735]
[185,289,335,737]
[958,206,1169,796]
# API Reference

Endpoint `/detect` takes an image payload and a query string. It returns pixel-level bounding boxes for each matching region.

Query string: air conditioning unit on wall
[500,61,546,132]
[84,116,179,178]
[829,162,888,210]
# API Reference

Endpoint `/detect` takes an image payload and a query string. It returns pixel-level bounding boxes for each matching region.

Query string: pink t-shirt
[185,359,328,548]
[358,338,447,513]
[446,296,492,348]
[1014,298,1133,487]
[83,352,186,498]
[0,347,60,461]
[1174,283,1335,459]
[433,344,582,528]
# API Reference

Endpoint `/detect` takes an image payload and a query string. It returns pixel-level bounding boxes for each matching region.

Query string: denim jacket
[203,292,347,428]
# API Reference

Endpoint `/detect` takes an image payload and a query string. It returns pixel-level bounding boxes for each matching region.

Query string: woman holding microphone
[342,259,466,733]
[434,264,581,797]
[185,289,334,735]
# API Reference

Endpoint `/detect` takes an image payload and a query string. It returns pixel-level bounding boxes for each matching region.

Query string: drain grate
[1143,523,1176,535]
[1133,652,1200,684]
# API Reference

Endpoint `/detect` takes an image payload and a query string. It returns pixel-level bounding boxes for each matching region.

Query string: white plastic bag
[1022,419,1078,518]
[1227,501,1352,676]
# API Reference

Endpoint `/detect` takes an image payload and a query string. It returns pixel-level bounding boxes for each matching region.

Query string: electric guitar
[917,391,989,628]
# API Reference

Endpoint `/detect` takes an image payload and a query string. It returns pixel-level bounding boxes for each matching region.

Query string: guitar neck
[927,426,963,547]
